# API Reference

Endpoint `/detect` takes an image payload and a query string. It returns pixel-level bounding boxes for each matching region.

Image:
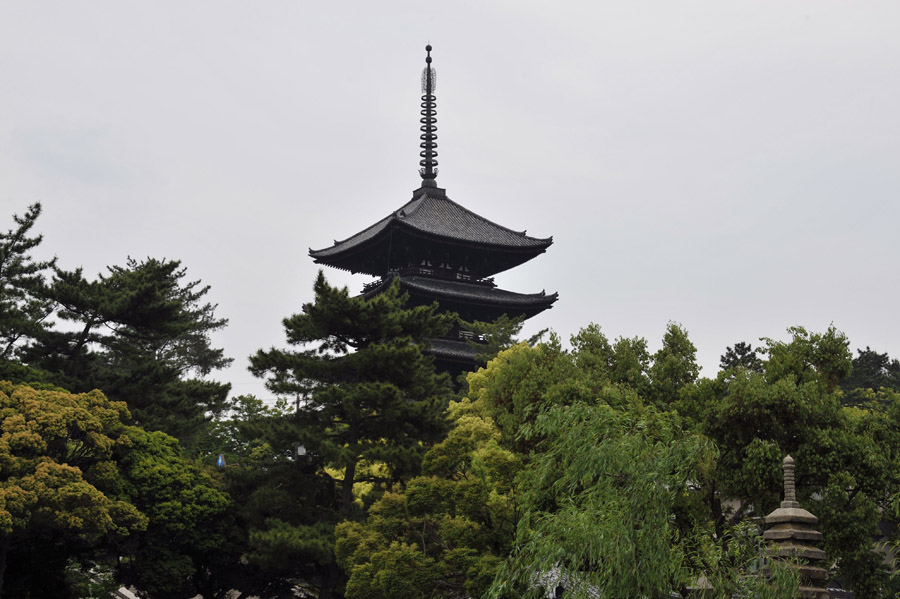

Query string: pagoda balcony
[395,266,496,286]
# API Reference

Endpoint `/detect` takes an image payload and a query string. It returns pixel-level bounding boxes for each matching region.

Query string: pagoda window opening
[453,327,486,344]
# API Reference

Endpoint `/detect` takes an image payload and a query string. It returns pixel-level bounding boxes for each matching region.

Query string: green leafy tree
[205,394,332,598]
[841,346,900,406]
[648,322,700,408]
[333,339,574,599]
[485,399,793,599]
[336,394,520,599]
[0,381,245,599]
[761,325,851,393]
[248,272,454,597]
[463,332,796,599]
[570,324,651,396]
[693,326,898,598]
[337,326,796,599]
[0,203,55,365]
[464,338,587,452]
[0,382,147,598]
[112,427,239,599]
[327,321,900,599]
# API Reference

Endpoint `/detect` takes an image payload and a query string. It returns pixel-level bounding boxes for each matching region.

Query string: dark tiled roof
[361,274,557,323]
[309,189,552,259]
[428,338,479,362]
[400,276,557,308]
[310,213,393,259]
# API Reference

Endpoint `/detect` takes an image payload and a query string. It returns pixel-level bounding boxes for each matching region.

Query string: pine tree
[24,257,232,442]
[251,271,453,515]
[248,271,454,597]
[719,341,763,373]
[0,203,55,362]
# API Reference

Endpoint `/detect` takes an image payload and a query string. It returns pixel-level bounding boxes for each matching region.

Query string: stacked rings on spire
[418,45,438,185]
[419,84,438,179]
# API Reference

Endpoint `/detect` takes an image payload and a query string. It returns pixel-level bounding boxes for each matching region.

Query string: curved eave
[427,338,481,377]
[427,338,479,363]
[309,217,552,260]
[308,191,553,277]
[421,292,558,321]
[402,276,558,308]
[308,213,394,261]
[310,219,552,278]
[365,275,558,321]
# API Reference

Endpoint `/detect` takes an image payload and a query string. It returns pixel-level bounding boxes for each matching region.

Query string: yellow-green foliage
[0,381,147,541]
[336,392,519,599]
[1,381,238,596]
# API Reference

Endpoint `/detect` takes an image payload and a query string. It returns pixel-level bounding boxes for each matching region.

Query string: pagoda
[763,455,830,598]
[309,45,557,374]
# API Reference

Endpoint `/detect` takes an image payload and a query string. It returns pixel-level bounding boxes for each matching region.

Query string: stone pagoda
[763,455,830,598]
[309,45,557,374]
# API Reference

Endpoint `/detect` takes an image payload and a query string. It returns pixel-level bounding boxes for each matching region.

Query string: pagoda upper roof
[309,187,553,278]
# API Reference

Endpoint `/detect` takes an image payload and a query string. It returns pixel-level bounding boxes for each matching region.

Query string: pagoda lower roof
[427,337,482,379]
[364,274,557,322]
[309,187,552,279]
[429,338,479,363]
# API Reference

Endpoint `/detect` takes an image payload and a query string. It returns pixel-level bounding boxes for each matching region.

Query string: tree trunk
[318,562,342,599]
[67,320,95,378]
[341,459,357,518]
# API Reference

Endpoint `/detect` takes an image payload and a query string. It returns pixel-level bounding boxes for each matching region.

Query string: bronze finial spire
[419,44,439,187]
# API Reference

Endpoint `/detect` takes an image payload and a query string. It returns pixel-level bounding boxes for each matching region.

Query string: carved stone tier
[763,455,830,599]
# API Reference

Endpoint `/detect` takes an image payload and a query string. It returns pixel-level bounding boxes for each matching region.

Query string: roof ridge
[412,191,553,244]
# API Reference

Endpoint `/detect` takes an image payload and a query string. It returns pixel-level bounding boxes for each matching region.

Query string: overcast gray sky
[2,1,898,401]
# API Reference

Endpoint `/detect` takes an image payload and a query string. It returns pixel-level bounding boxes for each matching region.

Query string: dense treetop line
[2,202,900,598]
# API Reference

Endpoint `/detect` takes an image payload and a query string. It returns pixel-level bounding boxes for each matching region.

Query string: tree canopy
[17,256,232,443]
[4,204,900,598]
[0,380,241,599]
[335,324,899,598]
[0,381,146,597]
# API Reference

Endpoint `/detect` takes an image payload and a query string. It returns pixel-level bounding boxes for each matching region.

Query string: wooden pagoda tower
[309,45,557,374]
